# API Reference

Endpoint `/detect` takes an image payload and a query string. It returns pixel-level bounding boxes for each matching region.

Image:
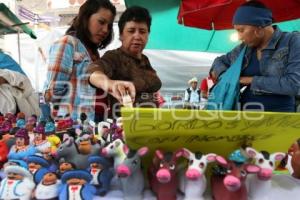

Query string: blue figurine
[88,155,113,196]
[58,170,96,200]
[26,154,50,184]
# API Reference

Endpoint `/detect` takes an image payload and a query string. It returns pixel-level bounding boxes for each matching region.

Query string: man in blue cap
[210,0,300,112]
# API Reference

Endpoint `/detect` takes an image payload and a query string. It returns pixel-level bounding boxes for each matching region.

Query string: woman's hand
[108,80,136,104]
[240,76,253,85]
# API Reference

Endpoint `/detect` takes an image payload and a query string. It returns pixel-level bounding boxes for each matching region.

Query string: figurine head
[61,170,92,185]
[26,155,50,174]
[88,155,111,170]
[16,119,26,128]
[4,159,32,180]
[16,112,25,120]
[25,116,37,131]
[59,159,76,174]
[33,124,46,141]
[42,171,58,185]
[15,128,30,146]
[45,121,56,135]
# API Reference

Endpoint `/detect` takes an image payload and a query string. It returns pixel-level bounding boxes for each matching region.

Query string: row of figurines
[0,138,299,200]
[0,112,299,200]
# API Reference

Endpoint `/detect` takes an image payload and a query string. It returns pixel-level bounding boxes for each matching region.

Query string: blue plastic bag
[207,47,246,110]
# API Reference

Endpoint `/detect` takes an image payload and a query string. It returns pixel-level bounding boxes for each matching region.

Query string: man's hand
[0,77,7,85]
[240,76,253,85]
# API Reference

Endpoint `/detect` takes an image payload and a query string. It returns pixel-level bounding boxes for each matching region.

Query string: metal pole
[17,29,21,65]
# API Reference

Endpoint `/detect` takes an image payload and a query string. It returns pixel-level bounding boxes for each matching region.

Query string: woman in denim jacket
[211,1,300,112]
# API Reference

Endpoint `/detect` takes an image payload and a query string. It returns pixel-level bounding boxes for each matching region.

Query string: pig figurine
[116,147,149,200]
[179,148,216,200]
[148,149,183,200]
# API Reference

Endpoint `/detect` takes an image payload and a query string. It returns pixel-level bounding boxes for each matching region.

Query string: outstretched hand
[108,80,136,104]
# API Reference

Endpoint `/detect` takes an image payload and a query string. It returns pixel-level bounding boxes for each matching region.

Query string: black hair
[118,6,152,34]
[66,0,116,50]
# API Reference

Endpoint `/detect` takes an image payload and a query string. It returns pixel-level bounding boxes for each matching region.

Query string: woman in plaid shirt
[44,0,116,122]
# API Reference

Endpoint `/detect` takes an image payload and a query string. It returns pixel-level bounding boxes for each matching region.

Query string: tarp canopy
[0,3,36,39]
[125,0,300,52]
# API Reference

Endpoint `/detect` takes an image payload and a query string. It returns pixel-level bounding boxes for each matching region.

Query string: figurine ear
[123,145,129,155]
[206,153,217,163]
[175,149,184,158]
[155,150,164,160]
[273,152,286,161]
[246,147,258,158]
[216,156,228,167]
[138,147,149,157]
[182,148,191,159]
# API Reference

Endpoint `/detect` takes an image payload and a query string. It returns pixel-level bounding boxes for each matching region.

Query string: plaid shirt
[44,35,97,120]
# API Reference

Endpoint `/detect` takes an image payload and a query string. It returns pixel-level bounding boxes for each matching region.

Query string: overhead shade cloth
[125,0,300,52]
[0,3,36,39]
[178,0,300,30]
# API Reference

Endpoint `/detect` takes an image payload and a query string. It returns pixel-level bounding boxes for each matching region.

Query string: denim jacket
[212,26,300,96]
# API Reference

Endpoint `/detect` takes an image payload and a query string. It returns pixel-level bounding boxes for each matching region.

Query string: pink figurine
[245,147,285,200]
[179,148,216,200]
[211,156,260,200]
[148,149,184,200]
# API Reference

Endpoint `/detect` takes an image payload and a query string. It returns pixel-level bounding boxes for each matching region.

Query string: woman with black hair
[88,6,162,117]
[44,0,116,122]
